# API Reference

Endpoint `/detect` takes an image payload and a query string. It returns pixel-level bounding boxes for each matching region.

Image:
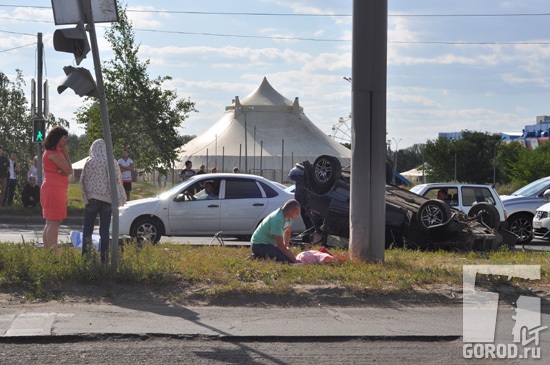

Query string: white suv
[410,183,507,223]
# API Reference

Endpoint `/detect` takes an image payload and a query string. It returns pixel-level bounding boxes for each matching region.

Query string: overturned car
[289,155,517,251]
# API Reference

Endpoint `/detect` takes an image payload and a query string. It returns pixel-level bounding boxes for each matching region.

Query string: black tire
[130,216,162,244]
[468,203,500,230]
[312,155,341,194]
[417,199,451,232]
[507,213,533,245]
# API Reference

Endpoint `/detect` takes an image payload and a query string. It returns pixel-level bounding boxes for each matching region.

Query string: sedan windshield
[512,178,550,197]
[158,177,198,199]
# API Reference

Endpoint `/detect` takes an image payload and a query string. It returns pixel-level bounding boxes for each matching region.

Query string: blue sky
[1,1,550,150]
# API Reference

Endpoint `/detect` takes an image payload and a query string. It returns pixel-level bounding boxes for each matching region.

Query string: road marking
[4,313,57,337]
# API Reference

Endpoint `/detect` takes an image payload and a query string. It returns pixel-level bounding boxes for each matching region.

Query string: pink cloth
[296,250,335,264]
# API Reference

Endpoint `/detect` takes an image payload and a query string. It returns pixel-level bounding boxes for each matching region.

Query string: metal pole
[253,125,256,172]
[422,147,426,183]
[454,153,457,181]
[392,138,401,184]
[493,145,497,185]
[36,33,44,185]
[244,112,248,173]
[260,140,263,176]
[82,0,119,268]
[281,139,284,183]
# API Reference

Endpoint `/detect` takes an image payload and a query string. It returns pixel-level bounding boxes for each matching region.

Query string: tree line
[390,130,548,187]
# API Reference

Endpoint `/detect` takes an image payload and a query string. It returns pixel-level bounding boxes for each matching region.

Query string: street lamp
[392,138,402,184]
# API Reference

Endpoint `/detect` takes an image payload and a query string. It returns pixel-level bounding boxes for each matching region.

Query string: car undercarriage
[290,155,518,251]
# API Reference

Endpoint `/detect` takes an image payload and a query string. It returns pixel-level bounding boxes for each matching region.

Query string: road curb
[0,333,462,342]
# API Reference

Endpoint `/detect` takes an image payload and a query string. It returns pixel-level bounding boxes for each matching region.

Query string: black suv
[290,155,517,251]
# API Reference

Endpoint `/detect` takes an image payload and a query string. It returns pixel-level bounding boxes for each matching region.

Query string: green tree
[391,143,425,173]
[495,141,523,184]
[67,134,91,163]
[424,131,502,183]
[507,142,550,185]
[76,3,196,172]
[0,70,30,157]
[423,137,456,181]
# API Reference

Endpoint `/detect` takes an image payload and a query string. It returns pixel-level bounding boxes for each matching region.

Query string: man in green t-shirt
[251,199,301,263]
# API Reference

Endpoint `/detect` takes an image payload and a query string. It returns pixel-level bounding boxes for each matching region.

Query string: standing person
[0,146,9,206]
[196,164,206,175]
[80,139,126,262]
[118,149,134,201]
[250,199,301,263]
[21,174,40,207]
[179,160,195,181]
[210,166,217,174]
[41,126,72,253]
[4,151,18,206]
[233,167,240,173]
[27,156,38,181]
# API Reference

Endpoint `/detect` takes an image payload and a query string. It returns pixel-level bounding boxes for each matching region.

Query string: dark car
[289,155,517,251]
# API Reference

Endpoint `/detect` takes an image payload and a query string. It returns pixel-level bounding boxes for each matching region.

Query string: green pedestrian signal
[33,119,46,143]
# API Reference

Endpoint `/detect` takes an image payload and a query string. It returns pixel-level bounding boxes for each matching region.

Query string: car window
[259,181,279,198]
[179,179,220,201]
[462,187,495,206]
[225,179,263,199]
[423,187,458,206]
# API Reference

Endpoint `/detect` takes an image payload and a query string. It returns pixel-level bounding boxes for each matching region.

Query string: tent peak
[239,77,293,107]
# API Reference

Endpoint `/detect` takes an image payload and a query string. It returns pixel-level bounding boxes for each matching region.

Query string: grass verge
[0,241,548,304]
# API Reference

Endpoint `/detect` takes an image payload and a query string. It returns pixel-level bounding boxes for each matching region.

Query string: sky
[2,0,550,150]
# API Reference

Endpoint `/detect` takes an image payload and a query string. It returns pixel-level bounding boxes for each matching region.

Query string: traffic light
[53,21,98,98]
[57,66,99,98]
[53,21,90,65]
[32,119,46,143]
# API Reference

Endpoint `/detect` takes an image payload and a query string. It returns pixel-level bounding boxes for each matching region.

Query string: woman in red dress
[41,126,72,253]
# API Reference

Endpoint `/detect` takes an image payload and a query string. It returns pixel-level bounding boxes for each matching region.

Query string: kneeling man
[251,199,301,263]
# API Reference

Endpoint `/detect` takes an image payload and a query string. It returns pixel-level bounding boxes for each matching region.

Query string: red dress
[41,148,69,220]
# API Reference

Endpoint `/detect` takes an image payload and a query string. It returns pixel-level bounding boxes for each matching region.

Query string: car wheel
[312,155,341,194]
[130,216,162,244]
[508,213,533,245]
[468,203,500,230]
[405,218,432,249]
[418,200,451,232]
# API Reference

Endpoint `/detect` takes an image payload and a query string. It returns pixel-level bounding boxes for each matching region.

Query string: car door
[167,178,221,234]
[219,177,267,233]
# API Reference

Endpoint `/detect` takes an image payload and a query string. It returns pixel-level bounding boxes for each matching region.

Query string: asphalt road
[1,223,549,251]
[0,223,251,246]
[0,338,505,365]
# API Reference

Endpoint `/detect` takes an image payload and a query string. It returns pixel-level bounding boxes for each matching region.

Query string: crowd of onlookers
[0,146,41,208]
[177,160,240,182]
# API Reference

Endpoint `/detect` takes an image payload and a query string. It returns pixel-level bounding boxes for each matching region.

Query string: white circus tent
[176,77,351,182]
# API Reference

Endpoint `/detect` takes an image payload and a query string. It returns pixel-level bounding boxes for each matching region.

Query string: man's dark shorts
[123,181,132,192]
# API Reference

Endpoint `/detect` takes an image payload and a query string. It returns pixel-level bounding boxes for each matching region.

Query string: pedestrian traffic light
[57,66,99,98]
[53,21,90,65]
[32,119,46,143]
